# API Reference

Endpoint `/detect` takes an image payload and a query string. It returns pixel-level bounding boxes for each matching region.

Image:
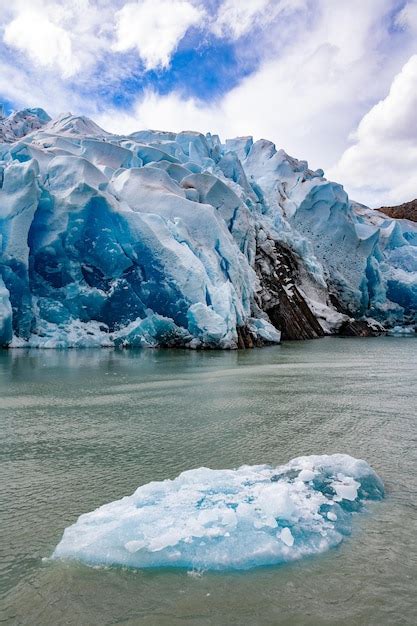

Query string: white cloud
[0,56,95,117]
[212,0,306,39]
[2,0,114,78]
[212,0,273,39]
[395,1,417,33]
[97,90,217,135]
[1,0,417,208]
[4,8,79,77]
[100,0,402,170]
[112,0,204,70]
[329,54,417,207]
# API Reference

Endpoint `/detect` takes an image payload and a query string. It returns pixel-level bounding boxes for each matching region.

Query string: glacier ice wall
[52,454,384,571]
[0,108,416,348]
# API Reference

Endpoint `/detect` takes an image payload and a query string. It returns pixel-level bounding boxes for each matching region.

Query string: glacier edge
[0,108,416,349]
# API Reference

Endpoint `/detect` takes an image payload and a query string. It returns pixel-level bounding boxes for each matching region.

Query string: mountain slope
[378,199,417,223]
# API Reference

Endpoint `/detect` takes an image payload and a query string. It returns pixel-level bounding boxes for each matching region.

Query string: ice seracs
[0,108,416,348]
[0,107,51,143]
[52,454,384,571]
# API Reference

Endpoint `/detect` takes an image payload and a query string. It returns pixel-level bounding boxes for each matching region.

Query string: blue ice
[52,454,384,571]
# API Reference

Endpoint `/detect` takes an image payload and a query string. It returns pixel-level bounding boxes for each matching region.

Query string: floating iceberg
[52,454,384,571]
[0,108,416,348]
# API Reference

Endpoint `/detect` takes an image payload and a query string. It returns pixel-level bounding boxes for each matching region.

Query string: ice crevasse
[52,454,384,571]
[0,108,416,349]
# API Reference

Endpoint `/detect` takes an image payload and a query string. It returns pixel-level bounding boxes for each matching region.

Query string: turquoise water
[1,338,417,625]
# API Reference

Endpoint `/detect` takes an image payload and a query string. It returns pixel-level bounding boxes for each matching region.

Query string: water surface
[1,338,417,625]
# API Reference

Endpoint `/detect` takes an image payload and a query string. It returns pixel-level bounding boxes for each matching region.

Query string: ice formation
[52,454,384,571]
[0,108,416,348]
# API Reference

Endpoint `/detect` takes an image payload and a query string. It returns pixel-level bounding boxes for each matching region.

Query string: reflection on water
[1,338,417,625]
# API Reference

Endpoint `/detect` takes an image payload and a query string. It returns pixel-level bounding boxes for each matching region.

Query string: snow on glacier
[0,107,416,348]
[52,454,384,571]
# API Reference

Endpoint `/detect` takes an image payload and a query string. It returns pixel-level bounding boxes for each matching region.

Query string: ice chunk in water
[52,454,383,571]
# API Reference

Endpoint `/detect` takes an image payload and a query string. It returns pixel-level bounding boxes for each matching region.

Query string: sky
[0,0,417,207]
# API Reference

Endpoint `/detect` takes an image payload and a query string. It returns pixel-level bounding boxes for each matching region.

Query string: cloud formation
[330,54,417,206]
[0,0,416,207]
[112,0,204,70]
[211,0,306,39]
[4,9,78,77]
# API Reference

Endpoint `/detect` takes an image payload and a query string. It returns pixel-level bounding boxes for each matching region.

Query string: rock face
[255,238,324,340]
[0,108,416,348]
[378,200,417,223]
[338,319,386,337]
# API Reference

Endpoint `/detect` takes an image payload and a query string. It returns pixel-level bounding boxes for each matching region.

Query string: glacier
[0,107,416,348]
[52,454,384,571]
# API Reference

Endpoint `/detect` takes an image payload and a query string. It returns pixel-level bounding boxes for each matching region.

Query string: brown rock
[338,319,386,337]
[378,199,417,223]
[255,238,325,340]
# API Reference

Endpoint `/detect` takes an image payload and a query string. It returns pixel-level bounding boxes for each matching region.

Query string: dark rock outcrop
[378,199,417,223]
[255,236,325,340]
[236,326,262,349]
[338,319,387,337]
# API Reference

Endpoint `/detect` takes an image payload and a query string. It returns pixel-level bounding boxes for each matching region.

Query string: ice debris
[52,454,384,571]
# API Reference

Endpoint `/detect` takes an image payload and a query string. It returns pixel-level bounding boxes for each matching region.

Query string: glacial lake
[1,337,417,625]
